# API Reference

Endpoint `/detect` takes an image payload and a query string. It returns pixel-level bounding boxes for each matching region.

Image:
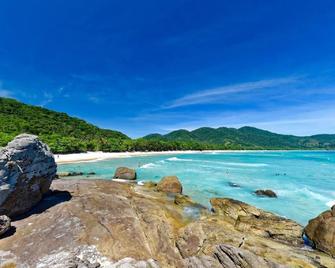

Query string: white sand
[55,150,231,164]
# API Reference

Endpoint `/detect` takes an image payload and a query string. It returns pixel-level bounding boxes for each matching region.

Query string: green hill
[0,97,129,153]
[143,126,335,149]
[1,97,334,153]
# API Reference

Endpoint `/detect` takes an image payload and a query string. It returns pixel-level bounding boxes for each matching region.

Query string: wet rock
[304,206,335,257]
[213,244,287,268]
[113,167,137,180]
[174,194,194,206]
[210,198,302,245]
[0,134,57,217]
[0,215,11,236]
[255,189,277,198]
[157,176,182,194]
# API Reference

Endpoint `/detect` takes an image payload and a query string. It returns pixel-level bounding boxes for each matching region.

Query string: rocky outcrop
[35,245,160,268]
[0,134,56,217]
[157,176,182,194]
[255,189,277,198]
[210,198,303,246]
[0,179,334,267]
[213,244,287,268]
[113,167,136,180]
[0,215,11,236]
[304,206,335,257]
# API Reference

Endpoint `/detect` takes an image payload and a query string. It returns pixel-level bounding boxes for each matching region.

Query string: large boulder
[0,215,11,236]
[157,176,182,194]
[210,198,302,245]
[113,167,136,180]
[304,206,335,257]
[0,134,57,217]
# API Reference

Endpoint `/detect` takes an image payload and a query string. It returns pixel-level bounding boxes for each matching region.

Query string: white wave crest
[167,157,193,162]
[326,200,335,207]
[141,163,157,169]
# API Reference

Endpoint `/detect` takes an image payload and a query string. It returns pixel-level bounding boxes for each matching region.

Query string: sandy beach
[55,150,230,164]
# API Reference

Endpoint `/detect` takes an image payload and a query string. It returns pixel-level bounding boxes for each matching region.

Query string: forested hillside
[143,126,335,149]
[0,97,334,153]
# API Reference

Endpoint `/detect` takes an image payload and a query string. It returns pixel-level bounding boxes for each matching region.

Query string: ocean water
[58,151,335,225]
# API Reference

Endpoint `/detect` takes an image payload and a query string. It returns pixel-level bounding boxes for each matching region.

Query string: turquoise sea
[58,151,335,225]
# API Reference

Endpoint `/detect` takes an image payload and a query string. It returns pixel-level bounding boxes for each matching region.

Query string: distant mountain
[1,97,334,153]
[143,126,335,149]
[0,97,129,152]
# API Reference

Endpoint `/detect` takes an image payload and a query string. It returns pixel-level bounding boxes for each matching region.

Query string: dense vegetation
[0,97,334,153]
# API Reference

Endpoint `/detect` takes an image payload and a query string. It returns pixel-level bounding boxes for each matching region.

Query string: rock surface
[0,179,334,268]
[0,215,11,236]
[157,176,183,194]
[304,206,335,257]
[213,244,287,268]
[210,198,302,245]
[113,167,136,180]
[0,134,57,217]
[255,189,277,198]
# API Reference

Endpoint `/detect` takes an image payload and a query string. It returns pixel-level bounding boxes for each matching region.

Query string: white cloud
[39,92,54,107]
[164,76,299,108]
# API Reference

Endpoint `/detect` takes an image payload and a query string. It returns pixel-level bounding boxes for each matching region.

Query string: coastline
[55,150,222,164]
[55,149,333,164]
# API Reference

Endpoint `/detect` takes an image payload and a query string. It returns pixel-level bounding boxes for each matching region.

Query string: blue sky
[0,0,335,137]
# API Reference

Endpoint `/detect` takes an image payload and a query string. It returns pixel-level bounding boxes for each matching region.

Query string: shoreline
[55,149,332,164]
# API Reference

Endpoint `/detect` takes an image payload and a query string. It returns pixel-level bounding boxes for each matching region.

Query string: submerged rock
[113,167,137,180]
[304,206,335,257]
[57,171,84,177]
[228,182,241,188]
[0,215,11,236]
[255,189,277,198]
[0,134,57,217]
[157,176,182,194]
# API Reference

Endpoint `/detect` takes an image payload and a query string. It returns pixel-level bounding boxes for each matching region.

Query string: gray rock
[180,256,222,268]
[113,167,137,180]
[36,245,160,268]
[0,134,57,217]
[0,215,11,236]
[213,244,287,268]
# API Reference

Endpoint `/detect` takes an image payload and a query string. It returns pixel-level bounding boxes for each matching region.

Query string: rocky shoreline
[0,135,334,267]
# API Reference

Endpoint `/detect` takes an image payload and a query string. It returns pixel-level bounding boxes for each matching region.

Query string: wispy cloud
[39,92,54,107]
[164,77,299,108]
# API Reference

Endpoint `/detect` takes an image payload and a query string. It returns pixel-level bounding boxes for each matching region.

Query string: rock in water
[0,215,11,236]
[157,176,183,194]
[304,206,335,257]
[0,134,56,217]
[113,167,137,180]
[255,189,277,198]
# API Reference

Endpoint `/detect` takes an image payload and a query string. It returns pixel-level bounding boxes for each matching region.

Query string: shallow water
[58,151,335,225]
